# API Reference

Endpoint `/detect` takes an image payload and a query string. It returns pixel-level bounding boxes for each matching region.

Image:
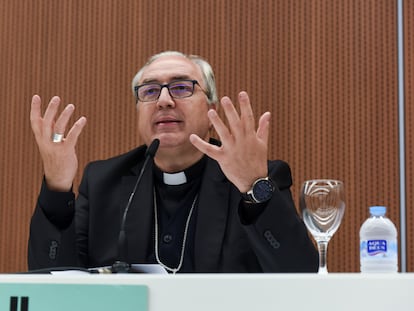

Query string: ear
[136,100,141,112]
[208,103,217,130]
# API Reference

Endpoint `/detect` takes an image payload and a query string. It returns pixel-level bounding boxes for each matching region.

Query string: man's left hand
[190,91,271,193]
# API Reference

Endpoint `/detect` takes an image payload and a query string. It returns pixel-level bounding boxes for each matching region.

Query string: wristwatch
[241,177,275,204]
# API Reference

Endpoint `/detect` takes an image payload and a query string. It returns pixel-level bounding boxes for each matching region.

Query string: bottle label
[367,240,387,255]
[360,239,398,260]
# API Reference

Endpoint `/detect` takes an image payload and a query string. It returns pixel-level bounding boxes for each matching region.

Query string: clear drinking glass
[300,179,345,274]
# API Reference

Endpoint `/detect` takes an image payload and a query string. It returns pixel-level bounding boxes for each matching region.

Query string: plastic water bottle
[359,206,398,273]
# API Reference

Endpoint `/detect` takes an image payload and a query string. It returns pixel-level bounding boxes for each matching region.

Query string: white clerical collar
[163,171,187,185]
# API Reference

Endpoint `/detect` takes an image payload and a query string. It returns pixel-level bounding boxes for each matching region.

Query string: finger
[43,96,61,123]
[238,91,256,134]
[30,95,42,136]
[189,134,221,159]
[65,116,87,145]
[54,104,75,134]
[207,109,233,144]
[257,112,271,142]
[220,96,244,137]
[42,96,62,137]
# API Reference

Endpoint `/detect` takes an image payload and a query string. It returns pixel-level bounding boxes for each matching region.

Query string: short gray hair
[131,51,218,105]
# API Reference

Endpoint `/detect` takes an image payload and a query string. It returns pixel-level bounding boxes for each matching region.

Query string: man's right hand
[30,95,87,192]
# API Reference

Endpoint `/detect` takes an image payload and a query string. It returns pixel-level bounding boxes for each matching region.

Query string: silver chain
[153,188,198,274]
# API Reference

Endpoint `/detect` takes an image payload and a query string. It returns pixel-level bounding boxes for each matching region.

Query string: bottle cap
[369,205,386,216]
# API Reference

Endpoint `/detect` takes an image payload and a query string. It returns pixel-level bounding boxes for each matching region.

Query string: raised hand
[190,91,270,193]
[30,95,87,191]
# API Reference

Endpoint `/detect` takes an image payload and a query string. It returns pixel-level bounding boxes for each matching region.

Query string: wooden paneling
[0,0,406,273]
[405,0,414,272]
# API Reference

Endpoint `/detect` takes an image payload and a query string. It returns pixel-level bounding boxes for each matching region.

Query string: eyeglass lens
[137,80,196,102]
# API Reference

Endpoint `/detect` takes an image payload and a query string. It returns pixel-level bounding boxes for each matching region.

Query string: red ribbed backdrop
[0,0,412,273]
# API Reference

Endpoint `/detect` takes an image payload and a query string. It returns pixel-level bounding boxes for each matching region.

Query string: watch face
[252,179,274,202]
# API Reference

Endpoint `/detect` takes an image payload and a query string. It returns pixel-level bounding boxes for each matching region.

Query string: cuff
[38,178,75,228]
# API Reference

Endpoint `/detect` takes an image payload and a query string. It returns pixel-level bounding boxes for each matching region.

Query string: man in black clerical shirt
[28,51,318,273]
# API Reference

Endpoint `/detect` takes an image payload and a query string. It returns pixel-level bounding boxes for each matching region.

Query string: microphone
[112,138,160,273]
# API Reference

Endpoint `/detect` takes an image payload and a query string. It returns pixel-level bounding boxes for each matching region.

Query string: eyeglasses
[134,79,203,102]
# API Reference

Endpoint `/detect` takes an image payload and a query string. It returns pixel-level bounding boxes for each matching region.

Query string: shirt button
[163,234,173,244]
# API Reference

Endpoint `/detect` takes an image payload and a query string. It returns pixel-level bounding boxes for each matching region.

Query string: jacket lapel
[117,144,231,270]
[194,158,230,271]
[120,159,155,263]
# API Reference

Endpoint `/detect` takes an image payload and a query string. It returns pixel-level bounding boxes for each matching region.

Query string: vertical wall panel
[405,0,414,272]
[0,0,403,273]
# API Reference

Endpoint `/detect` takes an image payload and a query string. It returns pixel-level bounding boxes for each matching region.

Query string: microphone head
[145,139,160,158]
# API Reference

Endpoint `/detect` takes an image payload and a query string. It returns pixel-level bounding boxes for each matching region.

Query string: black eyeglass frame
[134,79,205,102]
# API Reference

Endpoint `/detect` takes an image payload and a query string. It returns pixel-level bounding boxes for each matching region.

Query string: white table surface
[0,273,413,311]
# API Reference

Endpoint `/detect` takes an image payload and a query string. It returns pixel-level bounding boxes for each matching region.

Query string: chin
[155,134,187,148]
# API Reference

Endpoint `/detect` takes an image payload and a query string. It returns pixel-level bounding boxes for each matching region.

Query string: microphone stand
[112,139,160,273]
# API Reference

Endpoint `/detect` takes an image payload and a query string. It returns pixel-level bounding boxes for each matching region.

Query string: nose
[156,87,175,109]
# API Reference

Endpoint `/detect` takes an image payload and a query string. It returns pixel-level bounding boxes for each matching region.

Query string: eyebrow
[140,75,192,84]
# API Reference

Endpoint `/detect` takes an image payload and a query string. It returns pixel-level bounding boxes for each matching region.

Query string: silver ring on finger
[52,133,64,143]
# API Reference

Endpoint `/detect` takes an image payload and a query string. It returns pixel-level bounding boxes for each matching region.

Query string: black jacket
[28,144,318,272]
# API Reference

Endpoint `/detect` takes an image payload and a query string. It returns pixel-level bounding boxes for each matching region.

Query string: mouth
[156,120,180,125]
[154,116,182,127]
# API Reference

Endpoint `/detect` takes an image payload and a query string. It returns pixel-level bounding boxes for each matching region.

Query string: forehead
[139,55,203,84]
